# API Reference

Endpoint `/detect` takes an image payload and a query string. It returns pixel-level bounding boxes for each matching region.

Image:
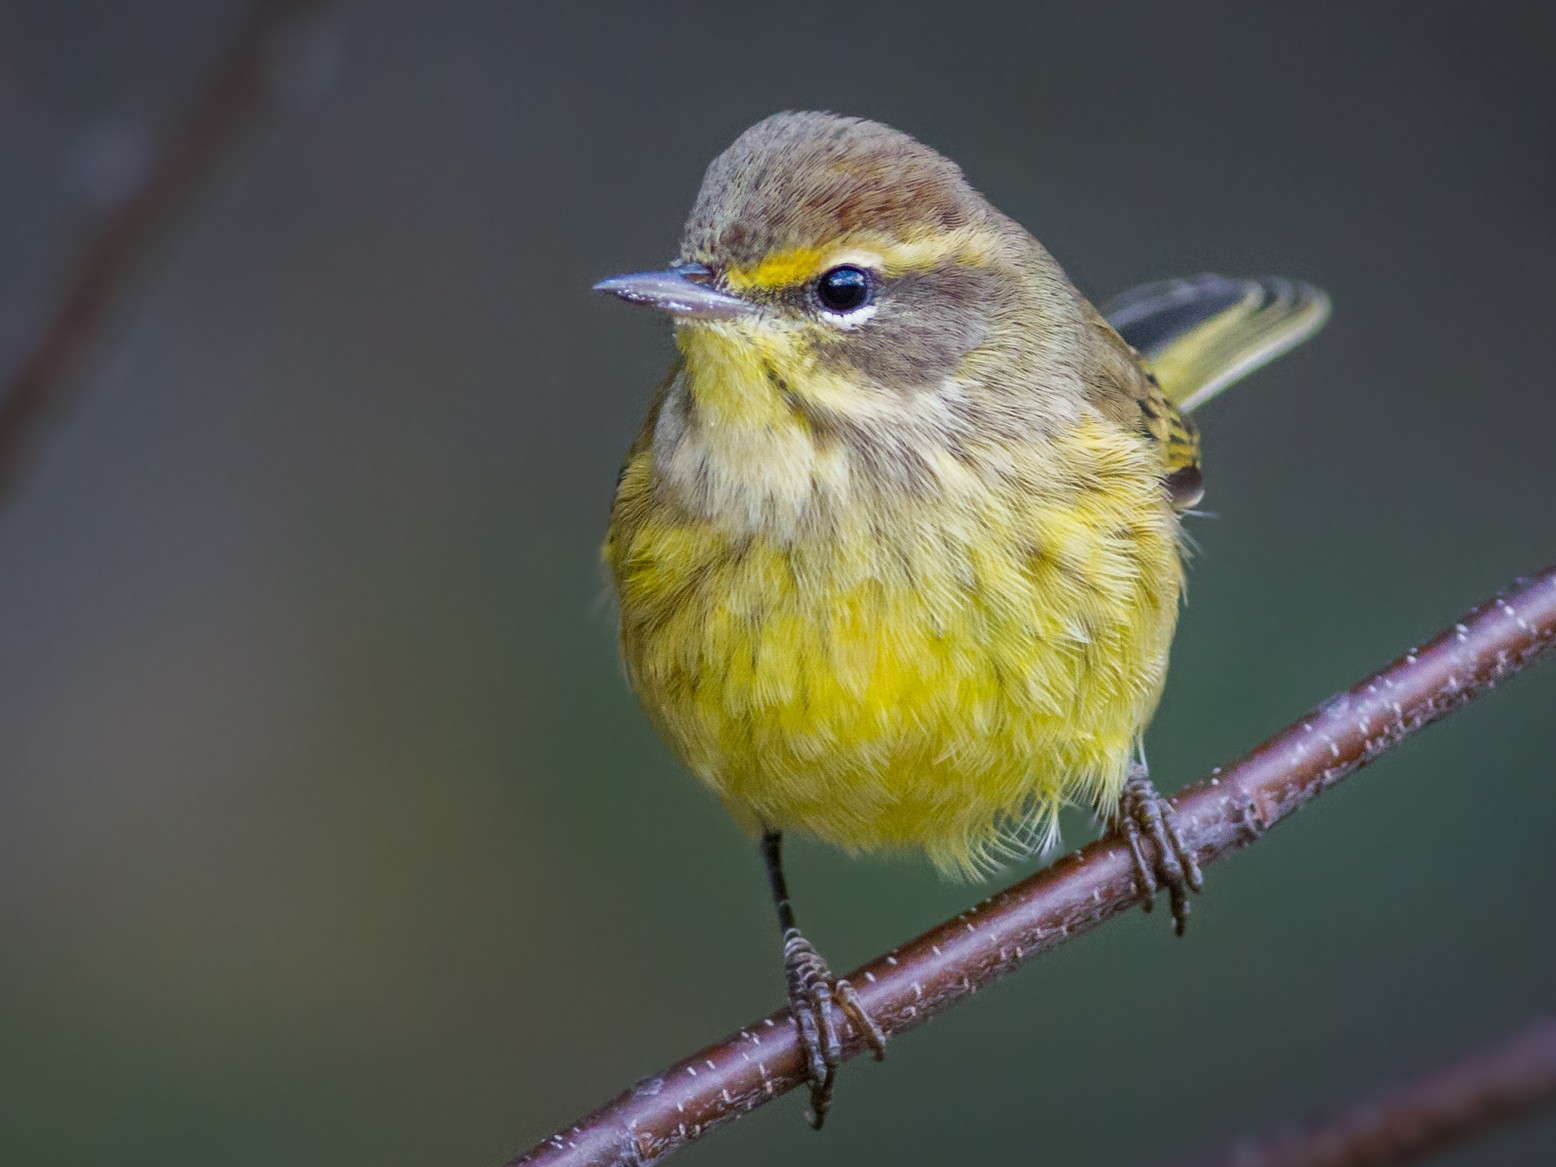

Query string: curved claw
[780,929,886,1129]
[812,979,840,1069]
[791,985,828,1087]
[1119,770,1204,936]
[1121,811,1158,911]
[835,978,887,1061]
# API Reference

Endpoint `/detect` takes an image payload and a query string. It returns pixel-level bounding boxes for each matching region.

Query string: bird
[594,111,1328,1126]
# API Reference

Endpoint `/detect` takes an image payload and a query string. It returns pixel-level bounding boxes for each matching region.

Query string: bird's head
[596,112,1077,440]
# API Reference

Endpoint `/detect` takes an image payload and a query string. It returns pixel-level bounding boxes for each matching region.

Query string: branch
[0,0,339,500]
[1162,1017,1556,1167]
[507,564,1556,1167]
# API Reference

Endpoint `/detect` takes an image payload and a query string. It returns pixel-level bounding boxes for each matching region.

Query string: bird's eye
[814,265,874,314]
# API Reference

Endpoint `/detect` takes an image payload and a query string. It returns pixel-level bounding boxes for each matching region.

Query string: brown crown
[681,112,986,270]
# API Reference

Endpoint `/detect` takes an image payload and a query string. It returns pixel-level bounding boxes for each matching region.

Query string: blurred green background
[2,3,1553,1165]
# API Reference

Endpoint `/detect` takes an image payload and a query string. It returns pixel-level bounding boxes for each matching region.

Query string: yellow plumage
[608,324,1183,876]
[596,112,1327,1119]
[597,111,1333,879]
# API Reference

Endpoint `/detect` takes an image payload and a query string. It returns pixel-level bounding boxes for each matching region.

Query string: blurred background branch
[510,564,1556,1167]
[0,0,340,501]
[1166,1016,1556,1167]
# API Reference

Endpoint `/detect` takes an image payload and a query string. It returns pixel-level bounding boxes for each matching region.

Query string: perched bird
[596,112,1327,1125]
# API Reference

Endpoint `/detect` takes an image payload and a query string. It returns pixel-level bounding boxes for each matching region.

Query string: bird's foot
[1118,767,1204,936]
[781,928,886,1129]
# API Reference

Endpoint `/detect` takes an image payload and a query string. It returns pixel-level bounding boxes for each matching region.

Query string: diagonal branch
[1163,1016,1556,1167]
[0,0,339,501]
[507,564,1556,1167]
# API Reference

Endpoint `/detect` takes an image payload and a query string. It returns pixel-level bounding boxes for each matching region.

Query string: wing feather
[1102,274,1330,414]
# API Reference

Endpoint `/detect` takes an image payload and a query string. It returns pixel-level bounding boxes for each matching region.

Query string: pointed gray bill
[592,263,751,320]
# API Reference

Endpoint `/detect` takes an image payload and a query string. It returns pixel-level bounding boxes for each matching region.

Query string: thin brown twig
[508,564,1556,1167]
[0,0,337,499]
[1162,1017,1556,1167]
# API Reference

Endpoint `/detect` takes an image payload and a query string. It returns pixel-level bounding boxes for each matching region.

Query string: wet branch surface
[0,0,336,499]
[1164,1016,1556,1167]
[509,564,1556,1167]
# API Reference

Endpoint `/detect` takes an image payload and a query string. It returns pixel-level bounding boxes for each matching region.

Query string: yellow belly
[607,429,1183,876]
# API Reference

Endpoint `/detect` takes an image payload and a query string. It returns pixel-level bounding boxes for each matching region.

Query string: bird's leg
[761,830,886,1129]
[1117,762,1204,936]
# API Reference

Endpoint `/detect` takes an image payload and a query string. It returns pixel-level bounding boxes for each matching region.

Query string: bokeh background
[2,3,1553,1164]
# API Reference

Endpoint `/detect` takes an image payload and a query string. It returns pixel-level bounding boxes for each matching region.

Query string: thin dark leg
[760,831,885,1129]
[1117,764,1205,936]
[761,829,800,934]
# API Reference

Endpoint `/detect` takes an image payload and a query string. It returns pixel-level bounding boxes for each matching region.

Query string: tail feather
[1103,274,1330,414]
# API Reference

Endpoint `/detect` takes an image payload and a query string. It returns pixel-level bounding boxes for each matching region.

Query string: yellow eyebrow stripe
[722,228,995,294]
[724,247,827,292]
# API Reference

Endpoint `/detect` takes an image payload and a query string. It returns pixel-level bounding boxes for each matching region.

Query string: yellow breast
[606,405,1184,876]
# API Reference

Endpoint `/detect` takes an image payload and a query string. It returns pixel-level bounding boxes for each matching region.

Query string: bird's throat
[665,324,851,538]
[675,322,807,430]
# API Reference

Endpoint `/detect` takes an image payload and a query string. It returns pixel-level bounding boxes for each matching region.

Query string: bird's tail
[1102,274,1330,414]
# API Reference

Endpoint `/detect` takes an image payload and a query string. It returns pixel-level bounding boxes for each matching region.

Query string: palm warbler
[595,112,1327,1124]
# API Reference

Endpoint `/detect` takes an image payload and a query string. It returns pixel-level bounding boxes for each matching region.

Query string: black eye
[814,265,873,314]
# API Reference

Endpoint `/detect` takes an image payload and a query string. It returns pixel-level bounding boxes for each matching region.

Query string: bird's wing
[1136,378,1204,509]
[1102,274,1330,414]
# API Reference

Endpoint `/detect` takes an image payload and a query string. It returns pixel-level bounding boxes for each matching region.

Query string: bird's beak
[592,263,751,320]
